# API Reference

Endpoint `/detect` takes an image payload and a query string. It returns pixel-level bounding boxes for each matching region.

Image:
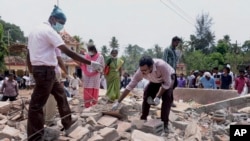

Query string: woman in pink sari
[81,45,104,107]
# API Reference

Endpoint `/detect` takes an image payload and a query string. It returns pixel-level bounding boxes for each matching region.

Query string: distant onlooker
[220,67,232,90]
[177,73,186,87]
[235,69,250,96]
[121,73,131,89]
[1,73,19,101]
[200,72,216,89]
[187,70,195,88]
[212,67,221,89]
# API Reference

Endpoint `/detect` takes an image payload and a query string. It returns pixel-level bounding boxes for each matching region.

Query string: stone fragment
[99,127,120,141]
[172,121,188,130]
[0,125,20,139]
[116,121,131,132]
[68,126,89,140]
[131,130,165,141]
[97,115,118,127]
[184,122,201,141]
[142,119,164,135]
[0,102,10,115]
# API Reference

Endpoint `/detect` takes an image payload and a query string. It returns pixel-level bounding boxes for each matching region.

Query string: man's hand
[153,97,161,105]
[112,102,120,111]
[91,61,103,70]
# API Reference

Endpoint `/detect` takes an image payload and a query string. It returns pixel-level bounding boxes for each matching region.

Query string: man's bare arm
[57,56,68,74]
[26,51,33,73]
[58,45,91,65]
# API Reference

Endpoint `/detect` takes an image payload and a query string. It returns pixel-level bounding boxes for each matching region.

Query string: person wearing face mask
[26,5,103,140]
[105,49,124,101]
[112,56,177,133]
[79,44,104,107]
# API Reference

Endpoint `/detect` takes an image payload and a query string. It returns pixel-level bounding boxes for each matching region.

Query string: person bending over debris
[26,5,103,141]
[112,55,177,133]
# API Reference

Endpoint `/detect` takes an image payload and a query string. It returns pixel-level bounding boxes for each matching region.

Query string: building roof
[4,56,26,65]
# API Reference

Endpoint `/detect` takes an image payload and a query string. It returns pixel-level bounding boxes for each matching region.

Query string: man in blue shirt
[200,72,217,89]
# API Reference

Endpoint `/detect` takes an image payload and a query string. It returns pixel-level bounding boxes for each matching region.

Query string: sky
[0,0,249,53]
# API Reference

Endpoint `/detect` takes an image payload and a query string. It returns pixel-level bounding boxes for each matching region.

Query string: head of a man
[110,49,118,58]
[49,5,67,32]
[239,69,245,77]
[139,56,154,75]
[204,72,211,80]
[8,73,14,81]
[171,36,181,48]
[223,67,230,74]
[87,45,97,56]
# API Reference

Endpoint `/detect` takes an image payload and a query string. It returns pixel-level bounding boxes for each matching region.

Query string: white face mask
[88,52,94,56]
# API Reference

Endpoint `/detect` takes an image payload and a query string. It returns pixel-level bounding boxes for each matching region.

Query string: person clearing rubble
[26,5,103,141]
[112,55,177,133]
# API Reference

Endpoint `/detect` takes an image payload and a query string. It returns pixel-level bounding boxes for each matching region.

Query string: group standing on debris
[1,5,250,141]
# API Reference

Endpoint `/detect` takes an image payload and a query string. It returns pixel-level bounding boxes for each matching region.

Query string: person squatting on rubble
[26,5,103,141]
[112,55,177,133]
[79,44,104,108]
[69,73,81,97]
[105,49,124,101]
[1,73,19,101]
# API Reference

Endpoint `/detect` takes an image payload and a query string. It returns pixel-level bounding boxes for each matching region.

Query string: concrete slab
[174,88,238,105]
[193,95,250,114]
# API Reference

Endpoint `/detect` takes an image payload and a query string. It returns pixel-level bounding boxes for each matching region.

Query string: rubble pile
[0,90,250,141]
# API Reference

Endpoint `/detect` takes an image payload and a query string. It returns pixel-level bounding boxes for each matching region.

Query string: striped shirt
[126,59,175,90]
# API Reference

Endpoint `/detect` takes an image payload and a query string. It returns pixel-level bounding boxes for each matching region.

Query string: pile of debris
[1,90,250,141]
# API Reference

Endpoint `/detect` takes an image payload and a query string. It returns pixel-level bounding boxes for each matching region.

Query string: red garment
[83,88,99,108]
[234,77,249,94]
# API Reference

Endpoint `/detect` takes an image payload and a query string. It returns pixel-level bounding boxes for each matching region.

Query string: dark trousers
[140,82,174,126]
[27,66,72,141]
[1,96,17,101]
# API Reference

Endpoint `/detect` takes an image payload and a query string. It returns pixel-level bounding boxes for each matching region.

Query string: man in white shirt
[26,5,102,141]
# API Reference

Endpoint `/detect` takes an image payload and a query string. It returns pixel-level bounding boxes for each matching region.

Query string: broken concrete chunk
[99,127,120,141]
[131,129,165,141]
[97,115,118,127]
[116,121,132,132]
[68,126,90,140]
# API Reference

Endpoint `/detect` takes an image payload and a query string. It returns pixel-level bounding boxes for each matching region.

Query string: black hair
[239,69,245,73]
[223,67,230,73]
[87,45,97,53]
[172,36,181,42]
[111,49,118,54]
[139,55,154,67]
[213,67,218,70]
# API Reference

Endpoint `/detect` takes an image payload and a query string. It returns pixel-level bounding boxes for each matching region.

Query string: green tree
[191,13,215,54]
[101,45,109,61]
[109,36,119,50]
[215,39,230,55]
[0,19,26,45]
[0,23,7,72]
[154,44,163,58]
[242,40,250,52]
[73,35,84,53]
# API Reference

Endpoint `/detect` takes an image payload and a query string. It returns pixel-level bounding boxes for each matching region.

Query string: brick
[0,114,7,125]
[87,134,104,141]
[68,126,89,140]
[56,136,77,141]
[142,119,164,135]
[116,121,131,132]
[131,130,165,141]
[131,119,145,130]
[172,121,188,130]
[86,116,98,126]
[81,112,102,121]
[0,102,10,115]
[99,127,120,141]
[97,115,118,127]
[0,125,20,139]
